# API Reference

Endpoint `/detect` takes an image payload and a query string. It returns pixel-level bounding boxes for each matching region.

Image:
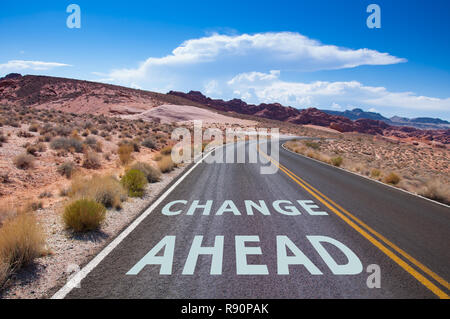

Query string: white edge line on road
[281,142,450,209]
[51,148,217,299]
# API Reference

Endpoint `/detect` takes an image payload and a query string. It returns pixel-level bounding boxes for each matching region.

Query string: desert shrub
[118,144,133,165]
[0,203,16,227]
[304,141,320,150]
[0,173,10,184]
[157,155,175,173]
[63,199,106,232]
[28,123,40,132]
[13,153,35,170]
[121,169,147,197]
[371,169,381,178]
[54,125,72,137]
[119,139,140,152]
[82,151,101,169]
[39,191,52,199]
[26,145,38,156]
[384,172,401,185]
[0,212,46,288]
[57,161,76,178]
[84,136,97,146]
[0,133,7,144]
[17,130,33,138]
[50,137,83,153]
[29,201,43,211]
[160,145,172,155]
[69,175,126,209]
[131,162,161,183]
[35,142,47,152]
[142,137,157,149]
[330,156,343,167]
[419,180,450,205]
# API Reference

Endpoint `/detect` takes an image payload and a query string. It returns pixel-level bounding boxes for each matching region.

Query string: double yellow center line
[258,147,449,299]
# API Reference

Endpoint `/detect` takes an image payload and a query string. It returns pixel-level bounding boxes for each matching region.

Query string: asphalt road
[60,139,450,299]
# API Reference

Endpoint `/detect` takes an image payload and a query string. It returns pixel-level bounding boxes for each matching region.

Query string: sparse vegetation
[331,156,343,167]
[157,155,176,173]
[371,169,381,178]
[118,144,133,165]
[419,180,450,205]
[121,169,147,197]
[68,175,127,209]
[57,161,76,178]
[0,212,46,288]
[50,137,83,153]
[63,199,106,232]
[142,137,157,149]
[304,140,320,150]
[130,162,161,183]
[13,153,35,170]
[82,151,101,169]
[383,172,401,185]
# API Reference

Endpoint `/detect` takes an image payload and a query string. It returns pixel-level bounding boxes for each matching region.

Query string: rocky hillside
[0,74,201,116]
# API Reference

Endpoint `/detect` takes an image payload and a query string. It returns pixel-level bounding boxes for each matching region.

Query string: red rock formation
[169,90,450,144]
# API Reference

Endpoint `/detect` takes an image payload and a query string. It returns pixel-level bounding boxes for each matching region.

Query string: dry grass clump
[157,155,176,173]
[13,153,35,170]
[0,132,7,147]
[419,180,450,205]
[121,169,148,197]
[57,161,76,178]
[304,140,320,150]
[371,169,381,178]
[0,211,46,288]
[50,137,83,153]
[330,156,343,167]
[141,137,157,150]
[118,144,134,165]
[383,172,401,185]
[82,151,101,169]
[69,175,127,209]
[160,145,173,156]
[63,199,106,232]
[130,162,161,183]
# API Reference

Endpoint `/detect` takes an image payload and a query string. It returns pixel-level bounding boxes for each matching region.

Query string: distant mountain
[170,91,449,144]
[390,116,450,129]
[323,108,389,122]
[323,108,450,130]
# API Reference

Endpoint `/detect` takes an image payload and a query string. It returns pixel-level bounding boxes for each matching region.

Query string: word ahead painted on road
[126,235,363,276]
[126,199,363,276]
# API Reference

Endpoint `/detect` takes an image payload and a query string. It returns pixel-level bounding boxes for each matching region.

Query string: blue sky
[0,0,449,119]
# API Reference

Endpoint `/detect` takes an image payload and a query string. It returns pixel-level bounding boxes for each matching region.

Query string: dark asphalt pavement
[63,139,449,299]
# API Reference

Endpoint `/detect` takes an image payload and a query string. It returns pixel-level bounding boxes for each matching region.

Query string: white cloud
[204,79,222,96]
[0,60,71,72]
[227,70,450,112]
[102,32,405,88]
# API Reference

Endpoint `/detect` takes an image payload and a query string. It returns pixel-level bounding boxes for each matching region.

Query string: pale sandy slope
[121,104,257,126]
